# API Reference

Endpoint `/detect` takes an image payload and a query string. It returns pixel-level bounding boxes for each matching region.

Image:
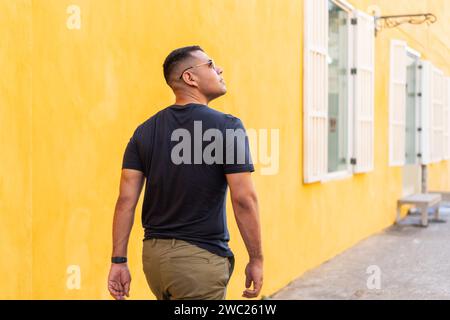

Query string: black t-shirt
[122,103,254,257]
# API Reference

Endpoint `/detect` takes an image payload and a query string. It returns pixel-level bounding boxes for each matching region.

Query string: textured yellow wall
[0,0,33,299]
[1,0,449,299]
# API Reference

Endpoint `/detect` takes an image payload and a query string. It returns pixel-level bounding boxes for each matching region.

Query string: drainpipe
[421,164,428,193]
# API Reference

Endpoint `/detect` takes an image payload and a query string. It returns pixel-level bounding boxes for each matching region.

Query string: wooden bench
[428,191,450,202]
[396,193,442,227]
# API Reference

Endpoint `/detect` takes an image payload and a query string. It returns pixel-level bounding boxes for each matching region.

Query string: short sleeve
[122,130,144,172]
[223,116,255,174]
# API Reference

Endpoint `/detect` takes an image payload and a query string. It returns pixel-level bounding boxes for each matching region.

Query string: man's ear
[182,71,199,88]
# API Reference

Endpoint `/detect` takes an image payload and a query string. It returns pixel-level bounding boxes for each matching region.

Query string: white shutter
[420,61,432,165]
[303,0,328,183]
[353,10,375,173]
[389,40,407,166]
[445,77,450,160]
[431,67,445,162]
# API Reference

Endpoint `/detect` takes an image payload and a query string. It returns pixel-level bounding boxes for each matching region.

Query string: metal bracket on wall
[373,13,437,37]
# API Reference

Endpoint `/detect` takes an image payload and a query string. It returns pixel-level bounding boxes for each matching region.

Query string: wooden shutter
[303,0,328,183]
[420,61,432,165]
[445,77,450,160]
[431,67,444,162]
[353,10,375,173]
[389,40,407,166]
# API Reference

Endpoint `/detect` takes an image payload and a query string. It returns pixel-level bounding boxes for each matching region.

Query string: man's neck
[174,93,209,106]
[174,99,208,106]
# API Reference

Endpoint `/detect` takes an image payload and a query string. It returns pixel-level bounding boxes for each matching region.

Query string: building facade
[1,0,450,299]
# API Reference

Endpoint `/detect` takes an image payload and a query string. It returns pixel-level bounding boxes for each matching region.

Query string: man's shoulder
[136,108,166,129]
[131,109,165,139]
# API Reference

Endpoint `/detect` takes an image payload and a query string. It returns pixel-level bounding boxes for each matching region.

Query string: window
[327,1,349,173]
[303,0,375,183]
[389,44,449,166]
[404,51,420,165]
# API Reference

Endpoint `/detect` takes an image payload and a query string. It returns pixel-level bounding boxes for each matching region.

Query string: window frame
[322,0,355,182]
[303,0,375,184]
[404,47,421,166]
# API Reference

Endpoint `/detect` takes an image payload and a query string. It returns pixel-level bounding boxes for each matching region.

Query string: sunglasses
[179,59,216,80]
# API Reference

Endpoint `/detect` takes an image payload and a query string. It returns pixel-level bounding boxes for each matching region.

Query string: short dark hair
[163,45,204,84]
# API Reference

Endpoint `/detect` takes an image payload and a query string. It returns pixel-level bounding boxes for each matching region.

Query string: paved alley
[271,208,450,300]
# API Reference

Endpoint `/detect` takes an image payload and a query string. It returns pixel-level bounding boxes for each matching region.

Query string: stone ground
[270,207,450,300]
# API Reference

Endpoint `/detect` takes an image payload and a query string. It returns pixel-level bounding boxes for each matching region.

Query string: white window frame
[303,0,375,184]
[322,0,355,182]
[405,47,421,166]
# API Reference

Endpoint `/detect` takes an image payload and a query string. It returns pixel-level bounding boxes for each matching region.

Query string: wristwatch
[111,256,127,264]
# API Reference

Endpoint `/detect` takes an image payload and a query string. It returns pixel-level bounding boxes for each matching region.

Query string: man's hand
[242,259,263,298]
[108,263,131,300]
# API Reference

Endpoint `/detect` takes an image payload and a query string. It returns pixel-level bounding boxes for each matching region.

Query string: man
[107,45,263,300]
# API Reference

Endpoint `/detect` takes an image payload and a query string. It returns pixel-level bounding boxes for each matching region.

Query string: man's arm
[226,172,263,299]
[112,169,145,256]
[108,168,145,300]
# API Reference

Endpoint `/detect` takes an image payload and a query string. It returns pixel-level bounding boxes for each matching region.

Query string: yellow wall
[1,0,449,299]
[0,0,33,299]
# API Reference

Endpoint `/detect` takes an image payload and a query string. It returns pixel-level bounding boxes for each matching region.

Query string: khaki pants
[142,238,234,300]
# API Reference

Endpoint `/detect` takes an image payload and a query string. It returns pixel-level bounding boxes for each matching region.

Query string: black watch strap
[111,256,127,264]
